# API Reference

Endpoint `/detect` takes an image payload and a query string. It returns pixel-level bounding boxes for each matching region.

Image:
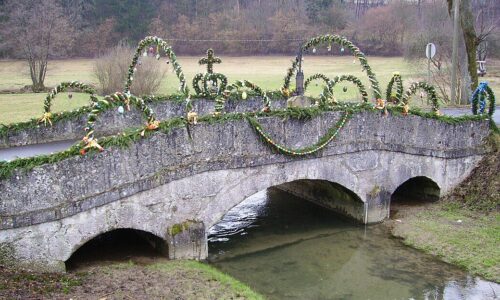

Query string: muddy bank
[0,259,263,300]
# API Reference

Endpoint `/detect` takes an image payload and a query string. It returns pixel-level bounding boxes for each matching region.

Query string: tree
[446,0,478,90]
[1,0,74,91]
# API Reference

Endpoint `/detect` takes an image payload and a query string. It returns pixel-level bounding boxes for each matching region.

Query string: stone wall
[0,97,287,148]
[0,110,491,271]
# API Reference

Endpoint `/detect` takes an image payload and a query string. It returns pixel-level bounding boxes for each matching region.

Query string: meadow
[0,56,499,124]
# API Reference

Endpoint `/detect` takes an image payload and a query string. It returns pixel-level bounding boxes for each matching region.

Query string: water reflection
[208,188,499,300]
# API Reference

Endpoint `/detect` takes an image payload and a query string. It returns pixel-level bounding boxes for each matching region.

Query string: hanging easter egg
[242,91,247,100]
[118,106,124,115]
[312,48,317,54]
[156,54,160,60]
[327,44,332,52]
[343,86,347,93]
[340,47,345,53]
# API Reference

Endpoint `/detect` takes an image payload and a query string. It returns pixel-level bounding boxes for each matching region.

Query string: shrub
[93,43,167,96]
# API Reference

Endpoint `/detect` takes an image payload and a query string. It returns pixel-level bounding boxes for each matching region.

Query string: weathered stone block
[166,220,207,260]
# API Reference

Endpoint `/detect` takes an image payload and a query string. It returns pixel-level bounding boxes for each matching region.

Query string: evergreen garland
[39,81,97,126]
[402,82,440,113]
[282,34,382,99]
[81,92,158,154]
[326,75,369,103]
[220,80,271,114]
[247,110,351,156]
[125,36,188,95]
[471,82,496,117]
[192,49,228,97]
[385,72,403,104]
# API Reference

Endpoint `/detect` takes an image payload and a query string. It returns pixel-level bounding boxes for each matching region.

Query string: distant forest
[1,0,499,57]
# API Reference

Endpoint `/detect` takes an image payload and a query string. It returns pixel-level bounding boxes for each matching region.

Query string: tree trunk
[447,0,479,91]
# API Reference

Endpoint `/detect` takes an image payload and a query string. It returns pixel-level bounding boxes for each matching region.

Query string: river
[208,188,499,300]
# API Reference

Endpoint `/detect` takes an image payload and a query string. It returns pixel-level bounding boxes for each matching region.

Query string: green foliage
[402,82,440,112]
[284,34,382,99]
[125,36,188,96]
[385,73,403,104]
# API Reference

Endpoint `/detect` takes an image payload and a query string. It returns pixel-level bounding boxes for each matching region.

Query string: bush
[93,43,167,96]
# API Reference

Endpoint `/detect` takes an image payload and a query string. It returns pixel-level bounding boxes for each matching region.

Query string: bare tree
[1,0,74,92]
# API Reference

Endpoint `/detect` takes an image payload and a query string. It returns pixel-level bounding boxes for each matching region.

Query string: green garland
[0,104,490,180]
[81,92,158,154]
[247,110,351,156]
[192,49,228,97]
[220,80,271,114]
[471,83,495,117]
[385,73,403,104]
[402,82,440,113]
[39,81,97,126]
[326,75,369,103]
[125,36,188,95]
[282,34,382,99]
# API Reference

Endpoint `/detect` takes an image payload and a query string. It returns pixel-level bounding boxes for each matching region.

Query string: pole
[451,0,460,105]
[427,48,431,84]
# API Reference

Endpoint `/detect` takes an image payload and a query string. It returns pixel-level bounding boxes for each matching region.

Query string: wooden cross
[199,49,221,74]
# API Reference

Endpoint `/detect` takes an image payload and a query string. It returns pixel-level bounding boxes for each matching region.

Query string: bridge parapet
[0,97,286,149]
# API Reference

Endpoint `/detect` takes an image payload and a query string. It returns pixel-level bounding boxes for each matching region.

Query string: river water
[208,188,499,300]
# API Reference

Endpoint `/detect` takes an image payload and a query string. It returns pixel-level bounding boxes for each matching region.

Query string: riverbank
[0,259,264,299]
[389,202,499,282]
[389,133,500,283]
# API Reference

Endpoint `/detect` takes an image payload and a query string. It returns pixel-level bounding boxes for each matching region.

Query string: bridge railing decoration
[39,81,98,126]
[385,72,403,104]
[192,49,228,98]
[471,82,495,117]
[0,34,496,177]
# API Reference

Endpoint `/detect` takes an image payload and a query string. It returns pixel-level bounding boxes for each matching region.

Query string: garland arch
[219,80,271,114]
[125,36,188,96]
[402,82,440,113]
[80,92,158,154]
[282,34,382,99]
[326,75,369,103]
[39,81,97,126]
[471,82,496,117]
[385,73,403,104]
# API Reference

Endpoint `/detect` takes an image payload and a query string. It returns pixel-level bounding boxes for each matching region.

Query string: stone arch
[203,161,366,229]
[62,224,167,265]
[391,176,441,204]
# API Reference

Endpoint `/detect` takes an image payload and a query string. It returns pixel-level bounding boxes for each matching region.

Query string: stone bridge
[0,108,491,272]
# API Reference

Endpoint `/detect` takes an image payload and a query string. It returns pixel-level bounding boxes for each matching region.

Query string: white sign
[426,43,436,59]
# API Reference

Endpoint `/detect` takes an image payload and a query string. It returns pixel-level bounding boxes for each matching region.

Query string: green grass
[149,260,265,300]
[393,203,500,282]
[0,92,94,124]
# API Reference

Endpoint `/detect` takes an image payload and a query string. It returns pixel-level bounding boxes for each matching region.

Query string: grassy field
[1,56,499,124]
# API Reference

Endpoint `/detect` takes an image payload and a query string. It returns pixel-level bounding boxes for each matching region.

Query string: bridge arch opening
[390,176,440,216]
[65,228,167,271]
[208,179,364,259]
